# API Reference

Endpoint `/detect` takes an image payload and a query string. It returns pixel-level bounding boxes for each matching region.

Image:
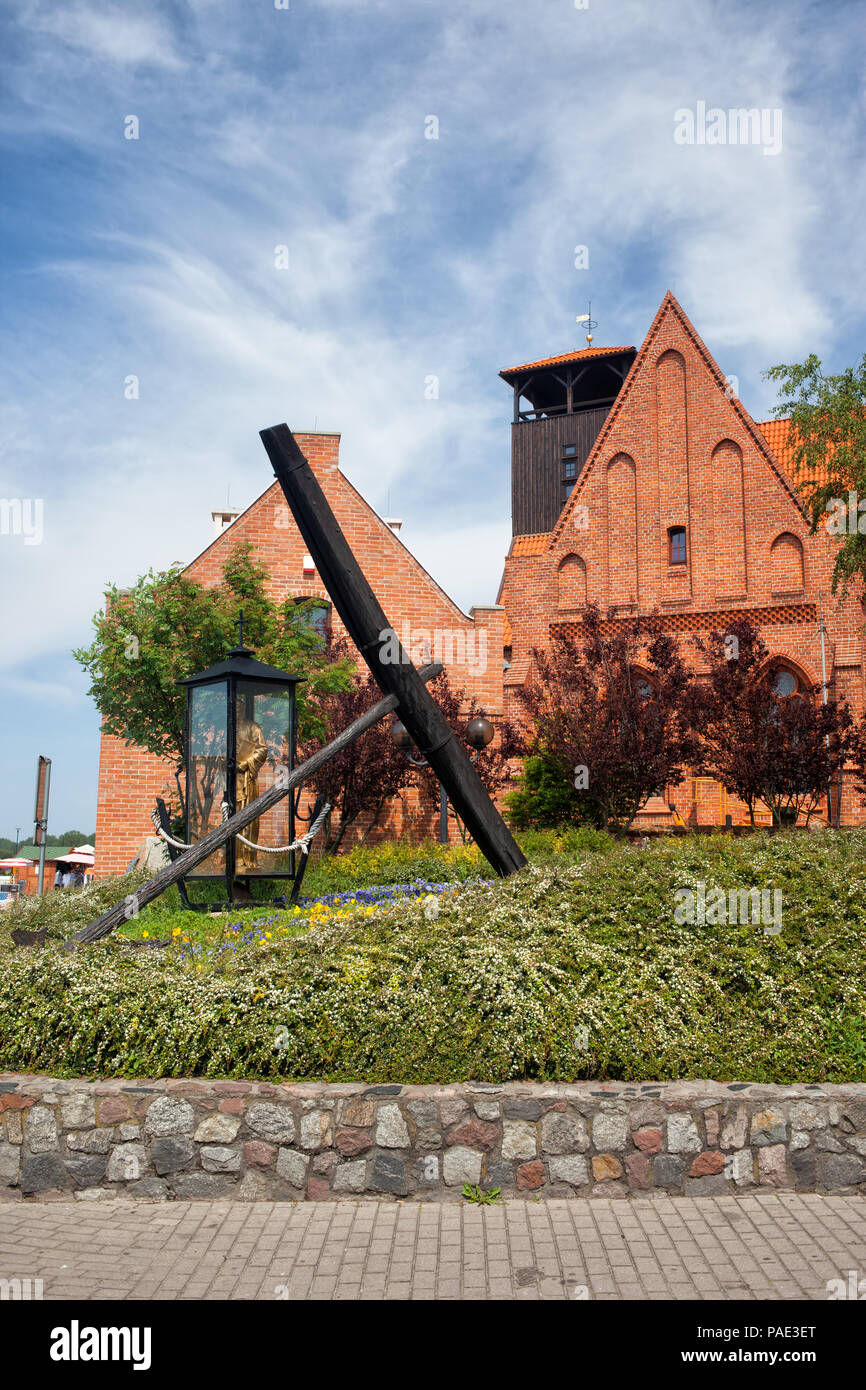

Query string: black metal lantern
[178,644,304,901]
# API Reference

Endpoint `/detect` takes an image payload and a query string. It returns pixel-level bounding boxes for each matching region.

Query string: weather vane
[576,302,598,348]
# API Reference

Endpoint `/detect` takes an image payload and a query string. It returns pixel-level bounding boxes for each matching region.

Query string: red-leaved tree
[513,606,698,834]
[687,619,854,826]
[300,660,414,853]
[412,670,526,839]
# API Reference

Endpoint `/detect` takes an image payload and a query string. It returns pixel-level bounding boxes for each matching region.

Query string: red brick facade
[498,292,866,828]
[95,433,505,877]
[95,294,866,874]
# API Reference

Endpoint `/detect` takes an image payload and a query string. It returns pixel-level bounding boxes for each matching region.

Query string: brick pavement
[0,1193,863,1301]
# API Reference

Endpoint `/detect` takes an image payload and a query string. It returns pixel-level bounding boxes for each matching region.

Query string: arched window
[764,663,811,728]
[769,663,809,703]
[668,526,687,566]
[769,533,805,592]
[557,553,587,609]
[294,597,331,642]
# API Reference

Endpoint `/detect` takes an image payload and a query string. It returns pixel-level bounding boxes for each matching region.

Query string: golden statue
[236,714,268,869]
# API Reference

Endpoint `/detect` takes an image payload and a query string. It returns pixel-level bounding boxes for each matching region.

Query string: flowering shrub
[1,830,865,1083]
[145,881,469,970]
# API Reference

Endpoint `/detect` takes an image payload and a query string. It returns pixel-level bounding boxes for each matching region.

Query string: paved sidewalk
[0,1193,863,1300]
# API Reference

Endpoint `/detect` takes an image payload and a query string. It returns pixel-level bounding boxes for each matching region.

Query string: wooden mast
[259,424,527,878]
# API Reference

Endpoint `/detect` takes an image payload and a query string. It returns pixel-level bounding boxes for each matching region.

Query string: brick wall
[499,292,866,827]
[95,433,506,877]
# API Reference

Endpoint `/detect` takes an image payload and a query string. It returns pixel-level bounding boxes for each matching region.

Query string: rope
[150,800,331,857]
[150,809,195,850]
[228,799,331,856]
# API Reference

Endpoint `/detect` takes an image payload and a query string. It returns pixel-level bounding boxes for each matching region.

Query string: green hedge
[1,830,864,1083]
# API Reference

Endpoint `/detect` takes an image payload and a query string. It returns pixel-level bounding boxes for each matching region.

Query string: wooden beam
[260,425,527,878]
[67,665,442,947]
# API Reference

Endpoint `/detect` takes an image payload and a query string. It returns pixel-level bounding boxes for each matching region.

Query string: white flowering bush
[1,831,864,1082]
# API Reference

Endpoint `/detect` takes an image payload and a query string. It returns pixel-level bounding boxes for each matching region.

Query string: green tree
[74,543,354,774]
[504,755,596,831]
[765,353,866,593]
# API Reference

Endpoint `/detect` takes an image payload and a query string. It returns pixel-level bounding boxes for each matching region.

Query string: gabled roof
[499,345,635,381]
[549,291,809,548]
[181,445,475,628]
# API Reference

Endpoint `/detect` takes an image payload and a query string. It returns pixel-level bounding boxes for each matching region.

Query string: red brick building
[95,432,506,877]
[95,292,865,874]
[497,291,865,828]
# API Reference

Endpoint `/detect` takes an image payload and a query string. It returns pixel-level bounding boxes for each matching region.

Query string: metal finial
[576,301,598,348]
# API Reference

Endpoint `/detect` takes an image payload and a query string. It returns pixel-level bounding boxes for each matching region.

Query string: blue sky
[1,0,864,835]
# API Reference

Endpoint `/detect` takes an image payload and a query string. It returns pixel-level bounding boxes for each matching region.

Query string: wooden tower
[500,343,636,536]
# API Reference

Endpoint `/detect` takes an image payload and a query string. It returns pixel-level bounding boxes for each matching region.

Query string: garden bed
[0,830,864,1084]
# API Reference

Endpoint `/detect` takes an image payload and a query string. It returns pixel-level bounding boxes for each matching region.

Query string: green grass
[1,828,864,1084]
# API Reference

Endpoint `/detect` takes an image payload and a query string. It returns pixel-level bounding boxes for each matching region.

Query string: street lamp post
[391,715,495,845]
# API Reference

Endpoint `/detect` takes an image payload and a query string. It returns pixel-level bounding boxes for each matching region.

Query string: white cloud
[17,1,185,69]
[1,0,864,688]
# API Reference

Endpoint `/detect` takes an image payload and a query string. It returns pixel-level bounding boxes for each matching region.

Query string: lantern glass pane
[186,681,228,877]
[234,679,295,877]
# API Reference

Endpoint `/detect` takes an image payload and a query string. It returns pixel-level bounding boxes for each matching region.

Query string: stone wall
[2,1075,864,1202]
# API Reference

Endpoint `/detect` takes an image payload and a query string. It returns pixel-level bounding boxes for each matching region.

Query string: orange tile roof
[509,532,550,557]
[756,418,791,461]
[755,418,834,490]
[500,345,635,378]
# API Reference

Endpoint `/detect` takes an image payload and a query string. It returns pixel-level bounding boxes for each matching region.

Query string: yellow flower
[142,931,149,940]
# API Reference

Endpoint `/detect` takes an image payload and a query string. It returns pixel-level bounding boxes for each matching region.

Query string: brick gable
[94,432,505,877]
[499,292,866,827]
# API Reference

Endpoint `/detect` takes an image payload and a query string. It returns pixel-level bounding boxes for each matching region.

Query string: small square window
[563,444,577,456]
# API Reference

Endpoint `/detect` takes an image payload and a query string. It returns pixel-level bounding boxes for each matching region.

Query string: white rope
[229,800,331,855]
[150,801,331,857]
[150,809,196,850]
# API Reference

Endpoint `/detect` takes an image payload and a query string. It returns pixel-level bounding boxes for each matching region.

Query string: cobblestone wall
[2,1076,864,1202]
